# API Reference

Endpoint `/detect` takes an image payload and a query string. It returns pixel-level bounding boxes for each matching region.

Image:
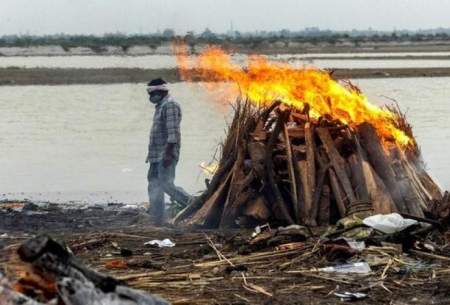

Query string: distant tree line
[1,28,450,48]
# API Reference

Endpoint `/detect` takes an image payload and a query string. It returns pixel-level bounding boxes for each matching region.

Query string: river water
[1,53,450,69]
[0,79,449,203]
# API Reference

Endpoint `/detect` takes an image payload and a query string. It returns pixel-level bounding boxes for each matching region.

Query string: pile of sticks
[175,100,443,228]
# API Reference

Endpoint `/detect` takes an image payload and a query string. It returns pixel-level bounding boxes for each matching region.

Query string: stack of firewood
[174,100,443,228]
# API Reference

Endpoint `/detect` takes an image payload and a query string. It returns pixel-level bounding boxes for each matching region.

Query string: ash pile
[175,100,444,228]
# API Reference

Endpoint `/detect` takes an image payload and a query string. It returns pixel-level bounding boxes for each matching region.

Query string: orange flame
[176,45,412,148]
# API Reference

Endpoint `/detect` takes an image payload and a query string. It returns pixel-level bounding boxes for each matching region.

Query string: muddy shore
[1,202,450,304]
[2,67,450,86]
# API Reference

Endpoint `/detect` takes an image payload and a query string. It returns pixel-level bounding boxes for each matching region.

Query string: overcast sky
[1,0,450,35]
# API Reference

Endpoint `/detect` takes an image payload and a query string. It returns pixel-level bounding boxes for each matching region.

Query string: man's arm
[163,102,181,167]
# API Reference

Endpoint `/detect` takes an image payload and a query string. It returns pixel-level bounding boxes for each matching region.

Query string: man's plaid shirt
[148,95,182,163]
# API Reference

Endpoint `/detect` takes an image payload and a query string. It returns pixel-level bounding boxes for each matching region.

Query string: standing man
[146,78,191,225]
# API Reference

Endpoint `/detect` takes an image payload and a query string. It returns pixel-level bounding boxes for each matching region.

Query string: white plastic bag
[144,238,175,248]
[362,213,418,234]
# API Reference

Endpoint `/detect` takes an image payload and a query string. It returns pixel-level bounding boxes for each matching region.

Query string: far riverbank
[2,67,450,86]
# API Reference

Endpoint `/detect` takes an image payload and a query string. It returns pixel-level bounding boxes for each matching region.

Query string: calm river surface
[0,79,449,203]
[1,53,450,69]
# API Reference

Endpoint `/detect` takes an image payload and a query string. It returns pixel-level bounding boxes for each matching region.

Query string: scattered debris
[144,238,175,248]
[318,262,372,274]
[334,291,368,302]
[362,213,419,234]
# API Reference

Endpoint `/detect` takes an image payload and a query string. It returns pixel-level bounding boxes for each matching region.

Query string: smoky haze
[1,0,450,35]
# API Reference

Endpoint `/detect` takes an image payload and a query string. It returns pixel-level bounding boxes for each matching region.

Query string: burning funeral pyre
[174,47,444,228]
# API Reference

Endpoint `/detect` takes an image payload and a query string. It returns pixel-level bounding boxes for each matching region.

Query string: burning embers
[174,47,443,228]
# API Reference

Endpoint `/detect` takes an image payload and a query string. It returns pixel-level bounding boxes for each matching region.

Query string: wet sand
[2,67,450,86]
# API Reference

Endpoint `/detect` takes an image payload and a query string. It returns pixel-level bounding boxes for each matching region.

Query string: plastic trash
[362,213,418,234]
[334,291,368,301]
[318,262,371,274]
[251,223,271,238]
[144,238,175,248]
[333,237,366,251]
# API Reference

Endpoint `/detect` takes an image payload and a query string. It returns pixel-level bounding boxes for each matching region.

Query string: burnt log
[14,235,169,305]
[0,272,46,305]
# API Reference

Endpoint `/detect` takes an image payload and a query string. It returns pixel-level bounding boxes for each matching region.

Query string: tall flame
[176,45,412,148]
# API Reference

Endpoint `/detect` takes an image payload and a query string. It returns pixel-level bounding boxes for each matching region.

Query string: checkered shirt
[148,95,182,163]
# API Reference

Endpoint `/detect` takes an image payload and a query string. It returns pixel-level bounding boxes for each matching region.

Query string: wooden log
[388,146,430,211]
[249,120,267,141]
[358,123,407,213]
[15,236,169,305]
[260,100,281,123]
[401,158,433,209]
[297,160,315,225]
[283,124,299,222]
[188,170,233,226]
[361,159,397,214]
[413,161,443,201]
[286,127,305,139]
[391,160,425,217]
[348,154,370,202]
[172,153,236,224]
[305,123,317,223]
[243,196,271,221]
[219,146,246,228]
[311,152,331,222]
[221,188,254,227]
[353,134,370,202]
[317,127,356,204]
[328,169,347,217]
[265,110,295,225]
[248,141,266,177]
[0,273,46,305]
[290,112,310,123]
[317,184,331,225]
[220,172,256,228]
[293,153,305,224]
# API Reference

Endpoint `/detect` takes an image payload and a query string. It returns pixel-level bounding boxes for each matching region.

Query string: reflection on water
[0,79,449,203]
[1,53,450,69]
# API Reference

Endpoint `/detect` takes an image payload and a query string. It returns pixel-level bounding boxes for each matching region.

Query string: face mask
[149,94,163,104]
